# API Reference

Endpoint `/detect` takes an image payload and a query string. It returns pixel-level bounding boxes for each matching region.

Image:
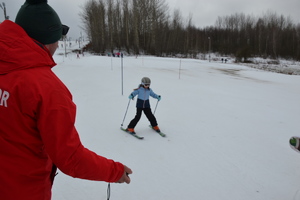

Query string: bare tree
[107,0,114,53]
[79,0,300,60]
[121,0,131,53]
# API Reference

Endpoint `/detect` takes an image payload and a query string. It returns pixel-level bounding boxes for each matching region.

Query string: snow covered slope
[51,47,300,200]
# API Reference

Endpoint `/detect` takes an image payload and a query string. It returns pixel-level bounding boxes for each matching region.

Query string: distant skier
[126,77,161,133]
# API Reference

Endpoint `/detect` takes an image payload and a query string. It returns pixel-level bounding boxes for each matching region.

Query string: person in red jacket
[0,0,132,199]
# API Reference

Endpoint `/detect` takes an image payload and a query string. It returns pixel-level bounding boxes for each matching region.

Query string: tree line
[80,0,300,61]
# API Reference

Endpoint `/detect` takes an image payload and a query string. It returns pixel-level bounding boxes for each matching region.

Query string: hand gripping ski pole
[121,98,131,127]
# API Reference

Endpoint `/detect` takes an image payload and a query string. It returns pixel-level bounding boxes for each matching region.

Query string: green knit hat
[15,0,63,45]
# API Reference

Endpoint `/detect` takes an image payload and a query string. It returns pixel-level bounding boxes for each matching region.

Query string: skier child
[126,77,161,133]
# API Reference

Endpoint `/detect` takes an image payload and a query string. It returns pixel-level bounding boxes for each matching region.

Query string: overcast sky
[1,0,300,39]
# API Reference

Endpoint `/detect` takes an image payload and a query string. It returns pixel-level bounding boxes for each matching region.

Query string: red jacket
[0,20,124,200]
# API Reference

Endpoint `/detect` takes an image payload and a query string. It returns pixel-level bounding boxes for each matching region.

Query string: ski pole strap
[107,183,111,200]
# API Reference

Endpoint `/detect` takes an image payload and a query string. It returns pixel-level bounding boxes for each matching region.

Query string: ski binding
[149,125,166,137]
[120,127,144,140]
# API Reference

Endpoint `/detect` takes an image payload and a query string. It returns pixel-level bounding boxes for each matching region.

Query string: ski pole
[121,98,131,127]
[107,183,111,200]
[153,99,159,115]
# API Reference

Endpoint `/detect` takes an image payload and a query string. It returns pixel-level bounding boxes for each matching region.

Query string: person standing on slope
[126,77,162,133]
[0,0,132,200]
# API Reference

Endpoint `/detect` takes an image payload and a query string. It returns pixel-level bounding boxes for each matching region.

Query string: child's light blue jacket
[130,87,159,108]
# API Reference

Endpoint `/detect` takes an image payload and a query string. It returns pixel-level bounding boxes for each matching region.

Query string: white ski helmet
[141,77,151,85]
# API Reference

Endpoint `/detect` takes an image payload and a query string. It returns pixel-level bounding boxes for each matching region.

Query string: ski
[290,136,300,153]
[149,125,166,137]
[120,127,144,140]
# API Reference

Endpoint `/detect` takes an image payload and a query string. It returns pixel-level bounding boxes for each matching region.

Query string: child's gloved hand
[128,94,134,100]
[157,95,161,101]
